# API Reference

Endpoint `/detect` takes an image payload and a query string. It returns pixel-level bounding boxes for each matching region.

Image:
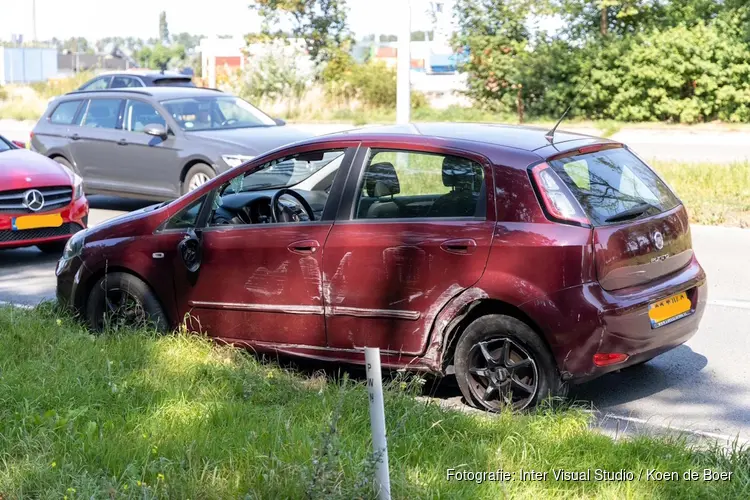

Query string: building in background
[199,36,246,86]
[0,46,58,84]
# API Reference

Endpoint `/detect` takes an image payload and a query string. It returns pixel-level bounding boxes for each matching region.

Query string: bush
[458,13,750,123]
[0,86,7,101]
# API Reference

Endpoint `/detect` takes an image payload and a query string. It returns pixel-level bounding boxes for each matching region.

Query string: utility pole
[32,0,37,42]
[396,0,411,124]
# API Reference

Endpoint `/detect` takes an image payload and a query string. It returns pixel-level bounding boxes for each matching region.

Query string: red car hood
[0,149,72,190]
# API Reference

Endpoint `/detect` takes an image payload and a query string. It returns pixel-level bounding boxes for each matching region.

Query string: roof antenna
[545,83,585,143]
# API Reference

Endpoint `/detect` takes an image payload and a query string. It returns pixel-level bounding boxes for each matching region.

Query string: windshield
[222,150,346,194]
[0,137,13,152]
[161,96,276,131]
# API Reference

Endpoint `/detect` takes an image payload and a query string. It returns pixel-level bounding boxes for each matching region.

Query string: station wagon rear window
[548,147,679,226]
[49,100,82,124]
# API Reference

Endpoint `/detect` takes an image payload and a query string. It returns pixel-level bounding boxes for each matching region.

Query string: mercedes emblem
[23,189,45,212]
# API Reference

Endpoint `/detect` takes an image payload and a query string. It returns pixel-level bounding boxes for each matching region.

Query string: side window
[208,148,347,226]
[124,100,167,132]
[355,150,485,219]
[80,99,123,129]
[49,101,82,125]
[81,77,111,90]
[111,76,141,89]
[164,195,206,230]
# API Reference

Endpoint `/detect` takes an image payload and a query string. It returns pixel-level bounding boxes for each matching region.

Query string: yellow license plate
[13,213,63,230]
[648,292,692,329]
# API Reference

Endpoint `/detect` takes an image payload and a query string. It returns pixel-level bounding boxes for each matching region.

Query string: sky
[0,0,453,42]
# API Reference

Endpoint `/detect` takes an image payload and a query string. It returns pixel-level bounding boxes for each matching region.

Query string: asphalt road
[1,197,749,442]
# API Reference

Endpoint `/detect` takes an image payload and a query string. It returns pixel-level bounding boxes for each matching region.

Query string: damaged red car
[56,124,707,411]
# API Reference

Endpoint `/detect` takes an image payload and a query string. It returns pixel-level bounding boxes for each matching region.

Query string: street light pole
[32,0,37,42]
[396,0,411,124]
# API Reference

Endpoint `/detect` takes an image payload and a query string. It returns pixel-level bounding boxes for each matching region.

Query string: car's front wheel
[454,314,565,412]
[86,272,168,333]
[183,163,215,194]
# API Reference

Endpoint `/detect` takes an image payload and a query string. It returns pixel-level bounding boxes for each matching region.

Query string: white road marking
[593,411,741,444]
[708,299,750,310]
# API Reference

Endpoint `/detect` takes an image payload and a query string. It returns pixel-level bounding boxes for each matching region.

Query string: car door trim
[189,300,325,315]
[186,300,420,321]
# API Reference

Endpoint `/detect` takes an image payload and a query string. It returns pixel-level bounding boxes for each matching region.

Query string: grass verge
[1,304,748,498]
[652,161,750,227]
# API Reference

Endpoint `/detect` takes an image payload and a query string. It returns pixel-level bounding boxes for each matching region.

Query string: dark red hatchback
[56,124,707,411]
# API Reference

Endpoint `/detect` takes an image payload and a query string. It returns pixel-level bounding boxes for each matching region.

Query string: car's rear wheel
[454,314,565,412]
[37,241,67,254]
[86,272,168,333]
[183,163,215,194]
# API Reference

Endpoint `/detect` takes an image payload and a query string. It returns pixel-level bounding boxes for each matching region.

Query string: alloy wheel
[466,337,539,411]
[100,286,148,331]
[188,172,211,191]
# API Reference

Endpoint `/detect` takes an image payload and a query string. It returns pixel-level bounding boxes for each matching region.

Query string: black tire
[37,241,67,254]
[86,272,168,333]
[182,163,215,195]
[52,156,79,175]
[454,314,566,412]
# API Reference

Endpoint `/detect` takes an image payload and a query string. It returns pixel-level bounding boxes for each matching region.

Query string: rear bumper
[522,255,707,382]
[0,196,89,249]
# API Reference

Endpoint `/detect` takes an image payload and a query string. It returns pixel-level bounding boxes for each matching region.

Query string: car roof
[307,122,616,164]
[61,86,224,100]
[96,69,191,79]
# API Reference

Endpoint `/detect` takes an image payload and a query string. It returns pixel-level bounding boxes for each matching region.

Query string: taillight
[593,353,629,367]
[531,163,590,225]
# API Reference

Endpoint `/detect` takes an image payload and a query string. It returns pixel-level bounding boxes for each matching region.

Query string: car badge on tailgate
[652,231,664,250]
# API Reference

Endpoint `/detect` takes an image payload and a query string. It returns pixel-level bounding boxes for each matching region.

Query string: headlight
[72,172,84,200]
[62,229,86,260]
[221,154,255,168]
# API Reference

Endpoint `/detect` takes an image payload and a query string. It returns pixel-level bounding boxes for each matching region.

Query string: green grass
[1,304,749,498]
[652,161,750,227]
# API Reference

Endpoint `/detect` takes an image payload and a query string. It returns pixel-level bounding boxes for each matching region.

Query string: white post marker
[396,0,411,125]
[364,347,391,500]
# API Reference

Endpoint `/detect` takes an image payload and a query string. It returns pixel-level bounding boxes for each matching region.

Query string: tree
[62,37,92,54]
[159,11,170,44]
[249,0,352,68]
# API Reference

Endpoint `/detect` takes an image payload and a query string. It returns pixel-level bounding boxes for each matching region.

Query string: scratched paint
[244,261,290,297]
[322,251,352,305]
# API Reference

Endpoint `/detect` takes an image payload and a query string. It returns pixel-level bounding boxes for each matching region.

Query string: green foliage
[237,46,310,110]
[250,0,352,69]
[0,86,7,101]
[456,0,750,123]
[1,304,749,496]
[159,11,169,45]
[134,44,186,71]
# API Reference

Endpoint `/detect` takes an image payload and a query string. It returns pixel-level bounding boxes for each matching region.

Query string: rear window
[153,78,195,87]
[49,100,82,124]
[548,147,679,226]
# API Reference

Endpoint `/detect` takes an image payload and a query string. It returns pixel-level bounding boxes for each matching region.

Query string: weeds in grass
[0,305,748,497]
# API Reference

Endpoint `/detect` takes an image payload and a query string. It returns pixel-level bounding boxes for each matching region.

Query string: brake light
[531,163,590,225]
[593,353,629,367]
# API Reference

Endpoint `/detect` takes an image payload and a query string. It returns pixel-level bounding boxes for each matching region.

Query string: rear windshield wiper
[605,202,656,223]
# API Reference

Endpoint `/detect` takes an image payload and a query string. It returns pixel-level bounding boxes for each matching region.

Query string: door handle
[70,134,80,141]
[440,238,477,255]
[117,139,128,146]
[288,239,320,255]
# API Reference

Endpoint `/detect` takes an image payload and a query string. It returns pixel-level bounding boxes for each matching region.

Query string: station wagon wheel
[86,272,168,333]
[183,163,215,195]
[454,314,565,412]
